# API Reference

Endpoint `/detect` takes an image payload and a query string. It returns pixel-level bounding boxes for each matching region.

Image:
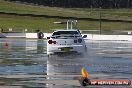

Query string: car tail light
[48,40,52,44]
[78,39,82,43]
[53,41,56,44]
[48,40,56,44]
[74,40,77,43]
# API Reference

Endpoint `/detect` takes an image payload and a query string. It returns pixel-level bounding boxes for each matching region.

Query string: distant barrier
[2,33,25,38]
[1,33,132,41]
[25,33,51,39]
[84,34,132,41]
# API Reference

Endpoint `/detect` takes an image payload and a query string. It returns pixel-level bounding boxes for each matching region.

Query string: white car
[47,29,87,55]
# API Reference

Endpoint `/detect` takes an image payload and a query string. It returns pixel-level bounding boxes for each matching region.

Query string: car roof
[54,29,78,32]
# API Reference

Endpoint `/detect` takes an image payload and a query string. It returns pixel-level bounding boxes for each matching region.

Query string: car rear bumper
[47,45,86,55]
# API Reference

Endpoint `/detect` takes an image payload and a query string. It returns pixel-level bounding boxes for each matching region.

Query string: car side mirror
[47,37,50,39]
[83,35,87,38]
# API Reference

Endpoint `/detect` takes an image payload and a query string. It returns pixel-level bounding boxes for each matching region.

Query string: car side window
[52,32,60,36]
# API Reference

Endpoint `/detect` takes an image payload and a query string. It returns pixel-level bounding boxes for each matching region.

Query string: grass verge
[0,0,132,33]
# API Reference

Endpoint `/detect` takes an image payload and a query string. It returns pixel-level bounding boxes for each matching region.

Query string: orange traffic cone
[4,39,8,48]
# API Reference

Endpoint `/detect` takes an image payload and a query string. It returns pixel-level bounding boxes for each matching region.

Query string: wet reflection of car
[47,54,85,78]
[47,29,87,55]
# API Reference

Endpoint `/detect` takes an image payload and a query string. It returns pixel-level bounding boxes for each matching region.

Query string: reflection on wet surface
[0,39,132,87]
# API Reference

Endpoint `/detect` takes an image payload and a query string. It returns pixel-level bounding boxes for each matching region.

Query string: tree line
[7,0,132,8]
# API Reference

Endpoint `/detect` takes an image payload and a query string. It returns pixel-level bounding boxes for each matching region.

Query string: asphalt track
[1,39,132,88]
[0,74,132,87]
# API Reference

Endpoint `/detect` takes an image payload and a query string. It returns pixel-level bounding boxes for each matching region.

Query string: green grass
[0,0,92,18]
[0,14,67,32]
[0,0,132,33]
[1,0,132,20]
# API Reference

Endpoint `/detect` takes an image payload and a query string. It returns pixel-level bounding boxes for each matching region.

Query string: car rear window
[52,31,79,36]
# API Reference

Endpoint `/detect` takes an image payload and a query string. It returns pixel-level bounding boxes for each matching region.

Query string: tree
[7,0,132,8]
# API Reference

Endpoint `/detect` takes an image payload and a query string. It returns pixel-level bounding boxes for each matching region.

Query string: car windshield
[52,31,79,36]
